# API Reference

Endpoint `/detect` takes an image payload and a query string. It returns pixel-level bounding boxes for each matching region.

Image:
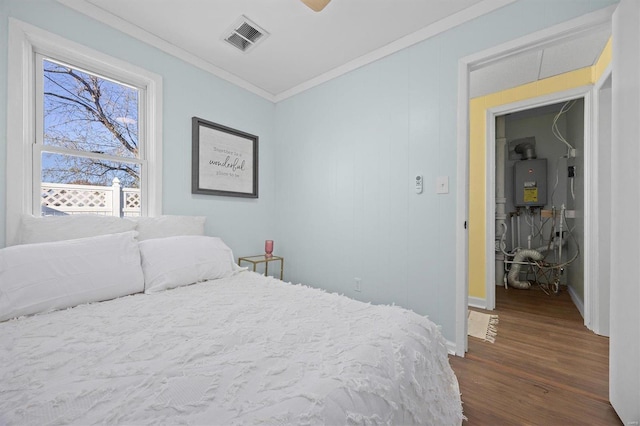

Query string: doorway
[493,98,585,313]
[454,8,615,356]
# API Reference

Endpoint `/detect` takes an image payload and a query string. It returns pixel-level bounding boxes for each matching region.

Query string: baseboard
[446,339,458,355]
[567,285,585,319]
[468,296,487,309]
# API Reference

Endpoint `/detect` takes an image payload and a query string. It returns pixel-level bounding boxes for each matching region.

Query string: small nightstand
[238,255,284,280]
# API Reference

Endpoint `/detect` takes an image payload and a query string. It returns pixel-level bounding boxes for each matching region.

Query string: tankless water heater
[514,159,547,207]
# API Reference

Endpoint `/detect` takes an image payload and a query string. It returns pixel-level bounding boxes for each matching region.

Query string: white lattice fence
[41,178,141,217]
[123,188,141,217]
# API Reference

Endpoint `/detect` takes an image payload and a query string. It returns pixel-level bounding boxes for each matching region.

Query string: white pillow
[19,214,136,244]
[127,215,206,241]
[0,231,144,322]
[139,236,236,293]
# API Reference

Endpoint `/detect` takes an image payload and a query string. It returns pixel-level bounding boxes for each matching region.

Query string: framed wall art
[191,117,258,198]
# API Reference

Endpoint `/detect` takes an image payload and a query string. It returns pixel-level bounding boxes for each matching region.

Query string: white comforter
[0,271,462,425]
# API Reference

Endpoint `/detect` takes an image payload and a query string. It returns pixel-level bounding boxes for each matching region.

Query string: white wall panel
[0,0,276,258]
[0,0,619,346]
[275,0,617,342]
[610,0,640,422]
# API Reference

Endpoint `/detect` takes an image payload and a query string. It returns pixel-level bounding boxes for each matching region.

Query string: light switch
[436,176,449,194]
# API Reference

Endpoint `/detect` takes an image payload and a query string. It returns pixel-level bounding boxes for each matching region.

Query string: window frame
[7,19,163,246]
[35,54,145,214]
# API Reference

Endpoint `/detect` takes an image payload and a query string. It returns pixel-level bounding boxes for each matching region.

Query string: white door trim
[454,4,616,355]
[589,65,613,336]
[455,56,470,356]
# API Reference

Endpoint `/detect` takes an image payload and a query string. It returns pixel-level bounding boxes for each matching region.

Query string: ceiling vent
[223,16,269,53]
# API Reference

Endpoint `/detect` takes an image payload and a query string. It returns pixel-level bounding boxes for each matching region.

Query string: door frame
[455,5,616,356]
[589,65,613,337]
[483,87,593,313]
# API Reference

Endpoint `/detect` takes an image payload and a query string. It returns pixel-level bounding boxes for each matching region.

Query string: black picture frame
[191,117,258,198]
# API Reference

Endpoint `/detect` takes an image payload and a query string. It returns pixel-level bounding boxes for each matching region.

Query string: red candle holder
[265,240,274,258]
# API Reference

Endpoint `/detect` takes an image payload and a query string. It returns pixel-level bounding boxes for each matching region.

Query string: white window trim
[6,18,163,246]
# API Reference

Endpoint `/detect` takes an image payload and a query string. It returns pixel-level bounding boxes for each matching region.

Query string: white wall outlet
[436,176,449,194]
[354,277,362,292]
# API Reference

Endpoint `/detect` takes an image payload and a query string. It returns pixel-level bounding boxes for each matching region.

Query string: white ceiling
[59,0,611,102]
[470,25,611,98]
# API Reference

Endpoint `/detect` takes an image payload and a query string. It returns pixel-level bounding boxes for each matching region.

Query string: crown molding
[275,0,516,102]
[58,0,515,103]
[57,0,277,101]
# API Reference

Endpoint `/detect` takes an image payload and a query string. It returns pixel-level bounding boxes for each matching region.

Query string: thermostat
[415,175,423,194]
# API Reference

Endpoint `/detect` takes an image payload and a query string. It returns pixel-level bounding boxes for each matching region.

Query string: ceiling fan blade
[301,0,331,12]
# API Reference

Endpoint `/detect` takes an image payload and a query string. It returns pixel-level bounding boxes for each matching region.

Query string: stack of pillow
[0,215,238,322]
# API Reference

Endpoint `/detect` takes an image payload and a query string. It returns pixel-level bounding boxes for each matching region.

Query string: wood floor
[449,285,621,425]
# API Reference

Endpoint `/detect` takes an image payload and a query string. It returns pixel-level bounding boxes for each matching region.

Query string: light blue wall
[0,0,276,257]
[1,0,617,342]
[274,0,617,341]
[0,1,7,251]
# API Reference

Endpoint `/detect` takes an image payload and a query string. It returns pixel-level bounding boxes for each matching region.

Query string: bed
[0,215,463,425]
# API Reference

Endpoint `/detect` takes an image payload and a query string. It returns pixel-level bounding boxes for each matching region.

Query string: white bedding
[0,271,462,425]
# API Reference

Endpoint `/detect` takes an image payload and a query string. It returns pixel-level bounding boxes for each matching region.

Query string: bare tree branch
[43,61,140,186]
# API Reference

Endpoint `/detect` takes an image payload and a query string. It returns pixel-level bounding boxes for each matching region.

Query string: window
[37,57,143,217]
[7,19,162,245]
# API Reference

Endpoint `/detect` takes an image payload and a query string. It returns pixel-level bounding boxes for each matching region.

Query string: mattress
[0,271,462,425]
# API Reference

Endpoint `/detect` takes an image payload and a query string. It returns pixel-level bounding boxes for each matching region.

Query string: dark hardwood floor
[449,285,621,425]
